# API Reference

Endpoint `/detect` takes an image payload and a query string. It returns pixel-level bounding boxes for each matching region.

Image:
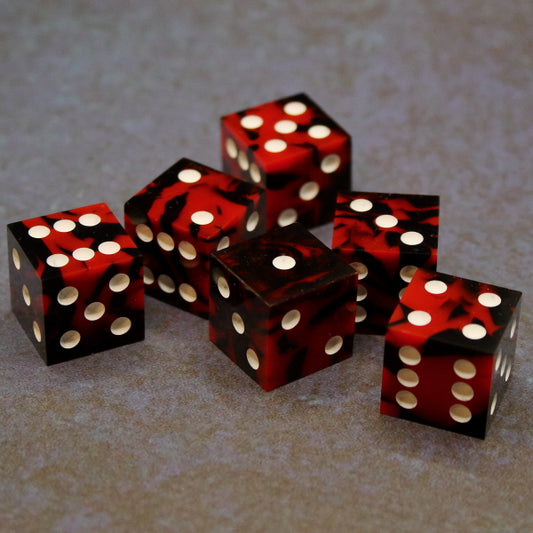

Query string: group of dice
[7,93,522,439]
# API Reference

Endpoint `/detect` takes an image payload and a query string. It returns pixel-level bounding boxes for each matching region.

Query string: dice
[381,268,522,438]
[7,203,144,365]
[332,191,439,335]
[209,223,358,391]
[221,93,351,230]
[124,158,266,318]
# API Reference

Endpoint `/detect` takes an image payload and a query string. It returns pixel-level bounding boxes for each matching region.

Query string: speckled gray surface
[1,1,532,531]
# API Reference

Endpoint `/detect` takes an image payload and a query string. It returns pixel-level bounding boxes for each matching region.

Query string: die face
[8,230,47,360]
[8,203,144,364]
[209,223,357,391]
[332,191,440,334]
[332,192,440,268]
[41,260,144,365]
[209,267,271,385]
[381,268,522,438]
[221,93,351,230]
[381,340,494,438]
[211,222,356,306]
[210,270,356,392]
[8,203,140,280]
[125,158,266,247]
[124,158,266,317]
[388,269,521,354]
[261,280,357,391]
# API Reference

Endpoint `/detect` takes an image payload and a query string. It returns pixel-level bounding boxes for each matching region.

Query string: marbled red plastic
[221,93,351,230]
[124,158,266,318]
[381,268,522,438]
[209,223,357,391]
[332,191,439,335]
[7,203,144,365]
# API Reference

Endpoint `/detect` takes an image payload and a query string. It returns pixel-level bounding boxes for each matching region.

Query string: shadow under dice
[209,223,358,391]
[7,203,144,365]
[332,191,439,335]
[221,93,351,230]
[124,157,266,318]
[381,268,522,438]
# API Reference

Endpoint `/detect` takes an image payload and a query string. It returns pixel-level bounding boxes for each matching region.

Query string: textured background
[1,1,532,531]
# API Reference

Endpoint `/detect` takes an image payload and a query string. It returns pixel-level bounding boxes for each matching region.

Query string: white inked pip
[191,211,214,225]
[350,198,373,212]
[400,231,424,246]
[178,168,202,183]
[264,139,287,153]
[272,255,296,270]
[277,208,298,227]
[28,225,51,239]
[79,213,101,227]
[53,219,76,233]
[375,214,398,229]
[308,125,331,139]
[240,114,264,129]
[320,154,341,174]
[478,292,501,308]
[407,310,432,326]
[274,120,297,134]
[424,280,447,295]
[462,323,487,340]
[283,101,307,116]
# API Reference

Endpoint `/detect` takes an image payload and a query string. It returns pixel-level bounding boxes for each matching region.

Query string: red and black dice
[221,93,351,230]
[332,191,439,335]
[381,268,522,438]
[209,223,358,391]
[124,158,266,318]
[7,203,144,365]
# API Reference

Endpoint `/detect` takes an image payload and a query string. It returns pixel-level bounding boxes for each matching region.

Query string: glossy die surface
[124,158,265,318]
[209,223,357,391]
[7,203,144,365]
[381,268,522,438]
[221,93,351,230]
[332,191,439,335]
